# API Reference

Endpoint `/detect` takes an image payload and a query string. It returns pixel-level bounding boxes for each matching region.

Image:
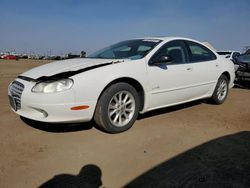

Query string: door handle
[187,67,192,71]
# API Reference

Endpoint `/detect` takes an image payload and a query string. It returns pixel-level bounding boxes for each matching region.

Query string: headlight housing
[32,79,74,93]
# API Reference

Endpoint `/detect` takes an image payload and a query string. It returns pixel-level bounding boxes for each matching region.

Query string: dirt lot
[0,59,250,187]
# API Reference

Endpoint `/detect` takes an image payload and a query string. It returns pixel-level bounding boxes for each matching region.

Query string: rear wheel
[210,75,229,104]
[94,83,139,133]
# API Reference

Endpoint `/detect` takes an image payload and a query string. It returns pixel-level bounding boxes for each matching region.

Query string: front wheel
[210,75,229,104]
[94,83,139,133]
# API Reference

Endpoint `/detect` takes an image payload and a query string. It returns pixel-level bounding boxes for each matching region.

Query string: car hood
[20,58,123,79]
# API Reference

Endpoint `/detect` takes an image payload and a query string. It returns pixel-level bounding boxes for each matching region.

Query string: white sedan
[8,37,235,133]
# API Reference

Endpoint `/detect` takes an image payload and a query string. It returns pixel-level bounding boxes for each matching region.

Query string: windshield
[88,39,162,60]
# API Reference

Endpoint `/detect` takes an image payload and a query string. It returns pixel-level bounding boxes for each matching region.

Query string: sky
[0,0,249,55]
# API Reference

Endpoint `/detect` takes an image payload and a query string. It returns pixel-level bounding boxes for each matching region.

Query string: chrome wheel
[108,91,135,127]
[217,79,228,101]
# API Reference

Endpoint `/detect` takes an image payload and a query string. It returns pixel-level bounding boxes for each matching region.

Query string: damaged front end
[17,60,122,83]
[8,59,123,117]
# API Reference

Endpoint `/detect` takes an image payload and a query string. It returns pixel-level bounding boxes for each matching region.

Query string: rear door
[183,40,220,99]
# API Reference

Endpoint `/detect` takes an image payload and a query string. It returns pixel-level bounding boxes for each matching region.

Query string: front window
[150,40,187,64]
[88,39,162,60]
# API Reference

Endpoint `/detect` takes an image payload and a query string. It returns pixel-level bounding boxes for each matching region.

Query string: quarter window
[186,41,217,62]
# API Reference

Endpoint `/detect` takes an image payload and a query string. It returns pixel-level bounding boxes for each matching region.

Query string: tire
[94,82,140,133]
[210,75,229,104]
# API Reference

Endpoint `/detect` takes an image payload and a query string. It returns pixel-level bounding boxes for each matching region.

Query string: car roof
[135,37,218,52]
[137,36,197,42]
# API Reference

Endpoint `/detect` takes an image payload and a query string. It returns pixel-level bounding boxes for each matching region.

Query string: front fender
[71,60,149,110]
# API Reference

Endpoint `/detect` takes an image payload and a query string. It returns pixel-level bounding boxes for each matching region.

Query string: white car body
[8,37,235,125]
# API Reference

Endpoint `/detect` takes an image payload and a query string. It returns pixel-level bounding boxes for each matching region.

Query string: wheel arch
[221,71,231,83]
[97,77,145,112]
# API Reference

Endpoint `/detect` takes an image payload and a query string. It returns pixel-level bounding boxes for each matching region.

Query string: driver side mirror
[151,55,173,65]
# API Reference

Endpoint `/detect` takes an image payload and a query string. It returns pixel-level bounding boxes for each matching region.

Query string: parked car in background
[8,37,235,133]
[234,54,250,83]
[19,54,29,59]
[2,54,18,60]
[217,51,241,63]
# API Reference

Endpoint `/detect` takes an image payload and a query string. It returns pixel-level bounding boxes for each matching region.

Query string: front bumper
[8,78,96,123]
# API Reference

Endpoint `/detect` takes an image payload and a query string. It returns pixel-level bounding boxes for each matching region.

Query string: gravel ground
[0,59,250,188]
